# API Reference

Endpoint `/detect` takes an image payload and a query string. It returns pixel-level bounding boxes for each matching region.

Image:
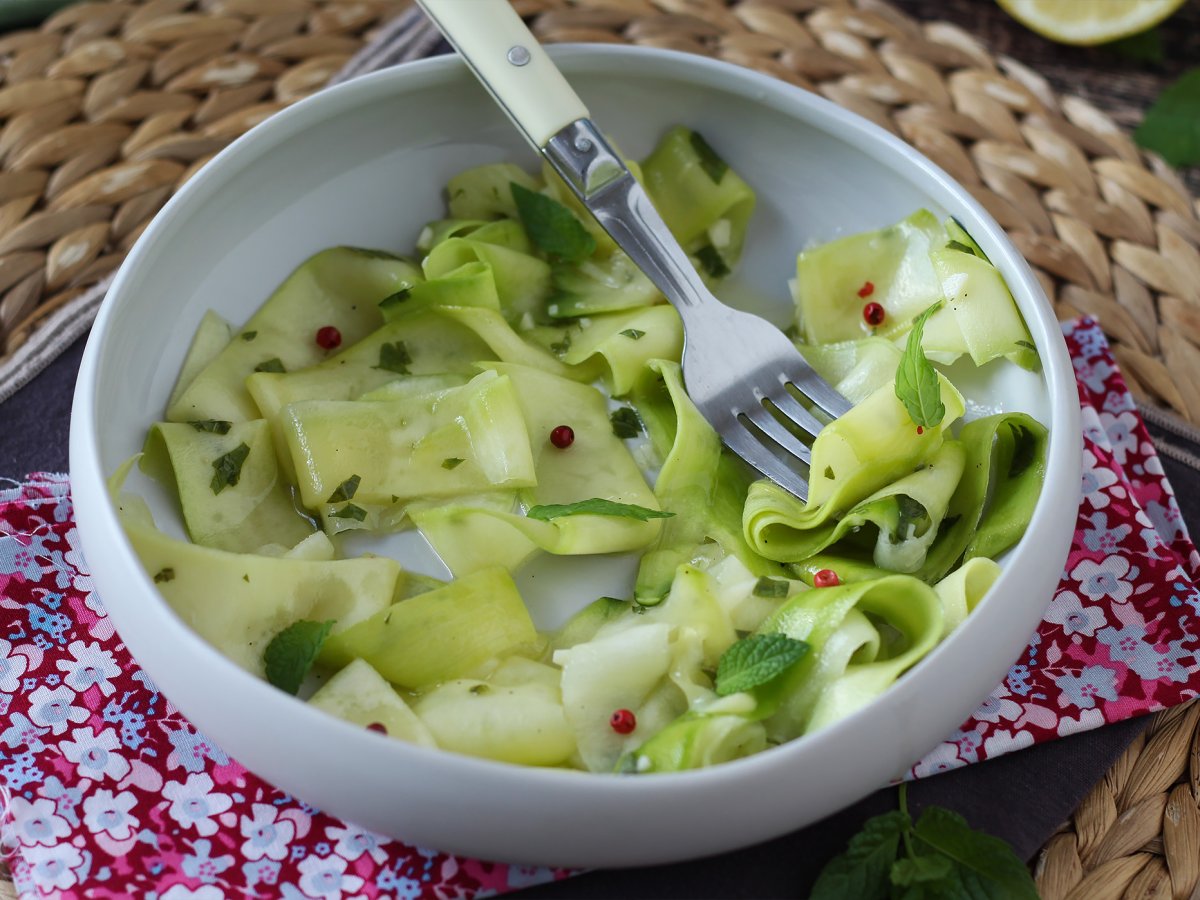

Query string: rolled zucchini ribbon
[743,373,965,566]
[631,360,787,604]
[622,575,945,773]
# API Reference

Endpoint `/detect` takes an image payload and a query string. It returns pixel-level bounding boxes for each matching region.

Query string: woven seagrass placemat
[1,2,1199,898]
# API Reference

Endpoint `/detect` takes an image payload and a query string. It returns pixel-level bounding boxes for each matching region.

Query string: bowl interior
[73,45,1076,868]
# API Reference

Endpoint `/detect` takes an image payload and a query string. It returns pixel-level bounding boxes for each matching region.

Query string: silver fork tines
[544,120,852,503]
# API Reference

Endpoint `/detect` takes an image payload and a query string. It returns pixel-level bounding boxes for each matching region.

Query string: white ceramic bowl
[70,45,1080,868]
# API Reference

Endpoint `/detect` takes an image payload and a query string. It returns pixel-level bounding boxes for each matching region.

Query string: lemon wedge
[997,0,1186,45]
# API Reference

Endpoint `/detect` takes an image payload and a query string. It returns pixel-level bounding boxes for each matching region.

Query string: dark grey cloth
[4,334,1197,897]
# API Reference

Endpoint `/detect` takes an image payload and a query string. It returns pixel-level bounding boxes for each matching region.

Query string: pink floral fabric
[1,317,1197,897]
[912,318,1200,776]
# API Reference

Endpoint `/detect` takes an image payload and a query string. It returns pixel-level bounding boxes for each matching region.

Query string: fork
[416,0,852,501]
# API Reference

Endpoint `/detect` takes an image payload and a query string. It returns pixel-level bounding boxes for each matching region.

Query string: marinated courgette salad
[114,125,1047,773]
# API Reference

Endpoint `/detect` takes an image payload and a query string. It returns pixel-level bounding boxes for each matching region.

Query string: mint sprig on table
[511,182,596,262]
[810,785,1038,899]
[1134,68,1200,167]
[264,619,335,695]
[895,303,945,429]
[526,498,674,522]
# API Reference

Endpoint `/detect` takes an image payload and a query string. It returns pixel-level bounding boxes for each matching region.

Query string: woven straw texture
[2,1,1200,898]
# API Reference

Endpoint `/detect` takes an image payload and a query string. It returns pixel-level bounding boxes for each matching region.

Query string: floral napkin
[1,317,1198,899]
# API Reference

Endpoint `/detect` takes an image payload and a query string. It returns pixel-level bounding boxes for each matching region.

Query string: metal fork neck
[542,119,711,311]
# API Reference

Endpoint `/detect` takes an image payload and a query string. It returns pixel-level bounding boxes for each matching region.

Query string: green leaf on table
[715,632,809,696]
[526,498,674,522]
[1134,68,1200,167]
[1108,27,1164,63]
[895,303,944,428]
[511,182,596,262]
[809,809,908,900]
[911,806,1039,899]
[264,619,335,695]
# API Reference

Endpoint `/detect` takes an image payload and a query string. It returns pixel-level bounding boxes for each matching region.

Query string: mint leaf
[153,568,175,584]
[254,358,285,373]
[378,287,412,311]
[715,633,809,696]
[511,182,596,262]
[944,240,978,256]
[809,809,908,900]
[188,419,232,434]
[241,331,257,342]
[752,576,789,599]
[376,341,411,374]
[264,619,334,695]
[1109,28,1164,64]
[694,245,730,278]
[329,503,367,521]
[610,407,643,439]
[526,498,674,522]
[327,475,360,503]
[689,130,728,183]
[1134,68,1200,166]
[442,457,464,470]
[895,303,944,428]
[620,328,646,340]
[911,806,1039,899]
[210,443,250,494]
[891,854,954,888]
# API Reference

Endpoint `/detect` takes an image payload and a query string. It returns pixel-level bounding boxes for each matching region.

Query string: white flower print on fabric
[325,824,390,865]
[60,726,131,783]
[969,683,1022,724]
[1080,448,1118,509]
[1043,591,1108,637]
[160,886,228,900]
[1070,556,1134,604]
[297,853,365,900]
[55,639,120,696]
[982,728,1035,758]
[1101,410,1140,466]
[9,796,71,847]
[163,773,233,837]
[240,803,297,861]
[0,638,29,692]
[82,789,139,840]
[23,843,84,892]
[25,684,88,735]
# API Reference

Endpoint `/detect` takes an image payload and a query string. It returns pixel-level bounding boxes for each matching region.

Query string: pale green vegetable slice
[282,370,536,531]
[140,419,314,553]
[168,247,421,423]
[413,677,575,767]
[380,261,500,320]
[797,337,903,406]
[308,658,437,747]
[555,306,683,397]
[319,566,537,689]
[616,693,765,774]
[119,505,400,678]
[411,363,663,575]
[554,622,675,772]
[633,360,785,604]
[422,236,551,324]
[432,306,589,381]
[446,163,540,221]
[168,310,232,409]
[640,126,755,274]
[934,557,1002,638]
[921,248,1038,370]
[551,596,632,651]
[744,374,964,557]
[546,251,662,319]
[792,209,946,345]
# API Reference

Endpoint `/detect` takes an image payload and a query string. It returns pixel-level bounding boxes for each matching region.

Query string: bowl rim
[70,42,1081,866]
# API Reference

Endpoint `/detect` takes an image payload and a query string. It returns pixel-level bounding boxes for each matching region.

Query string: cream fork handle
[416,0,589,149]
